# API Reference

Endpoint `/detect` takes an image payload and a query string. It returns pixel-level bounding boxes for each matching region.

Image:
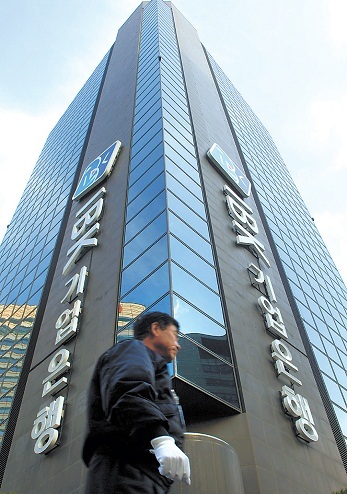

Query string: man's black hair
[133,311,179,340]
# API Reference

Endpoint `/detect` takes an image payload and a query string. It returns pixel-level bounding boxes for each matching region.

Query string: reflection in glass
[168,193,209,240]
[117,302,146,333]
[120,236,168,296]
[131,131,163,165]
[0,420,6,442]
[331,361,347,389]
[168,215,213,264]
[127,173,165,222]
[135,75,161,108]
[163,119,192,150]
[128,158,164,202]
[304,324,325,352]
[322,374,346,409]
[123,212,167,268]
[130,145,163,180]
[171,263,223,325]
[166,158,202,199]
[162,102,190,133]
[125,191,166,243]
[133,98,161,136]
[165,141,197,171]
[176,335,239,407]
[120,263,170,311]
[134,87,162,119]
[322,338,341,365]
[170,236,217,291]
[131,121,162,158]
[311,348,333,377]
[116,296,171,336]
[173,295,230,361]
[0,393,14,422]
[164,130,195,164]
[133,95,161,130]
[116,0,240,421]
[332,405,347,436]
[166,174,205,218]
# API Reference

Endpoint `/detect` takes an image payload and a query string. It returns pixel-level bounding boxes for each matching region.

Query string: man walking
[83,311,190,493]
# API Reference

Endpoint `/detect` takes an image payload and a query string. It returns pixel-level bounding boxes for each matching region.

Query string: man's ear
[150,321,161,337]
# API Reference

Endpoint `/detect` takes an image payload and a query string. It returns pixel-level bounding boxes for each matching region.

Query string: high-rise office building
[1,1,347,492]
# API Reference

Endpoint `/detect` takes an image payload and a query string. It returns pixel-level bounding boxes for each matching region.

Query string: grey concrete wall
[172,4,347,494]
[1,5,143,494]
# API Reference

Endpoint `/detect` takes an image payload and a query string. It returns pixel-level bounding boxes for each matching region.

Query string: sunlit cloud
[309,95,347,173]
[173,298,190,319]
[328,0,347,50]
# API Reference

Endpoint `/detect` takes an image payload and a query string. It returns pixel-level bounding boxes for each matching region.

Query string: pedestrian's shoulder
[101,338,144,361]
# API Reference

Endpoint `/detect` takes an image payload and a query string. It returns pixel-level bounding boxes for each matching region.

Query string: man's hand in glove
[151,436,191,485]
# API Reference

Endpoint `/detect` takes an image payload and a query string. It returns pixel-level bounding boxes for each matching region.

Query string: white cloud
[328,0,347,50]
[309,95,347,173]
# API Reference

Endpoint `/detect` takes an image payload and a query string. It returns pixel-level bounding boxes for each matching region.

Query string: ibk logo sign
[207,143,251,198]
[72,140,122,201]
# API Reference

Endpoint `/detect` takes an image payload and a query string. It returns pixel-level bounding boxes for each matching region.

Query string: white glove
[151,436,191,485]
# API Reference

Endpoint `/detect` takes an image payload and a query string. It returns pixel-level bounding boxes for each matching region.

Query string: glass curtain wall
[0,54,109,446]
[207,52,347,445]
[116,0,240,410]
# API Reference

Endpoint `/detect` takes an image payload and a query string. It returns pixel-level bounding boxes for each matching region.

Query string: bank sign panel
[72,140,122,201]
[222,182,319,443]
[207,143,251,198]
[31,141,122,455]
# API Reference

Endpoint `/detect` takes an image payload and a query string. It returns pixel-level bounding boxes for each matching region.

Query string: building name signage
[223,182,318,443]
[31,142,122,454]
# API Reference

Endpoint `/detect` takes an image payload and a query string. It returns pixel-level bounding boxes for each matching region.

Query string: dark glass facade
[116,0,240,410]
[1,1,347,492]
[0,53,109,447]
[207,53,347,447]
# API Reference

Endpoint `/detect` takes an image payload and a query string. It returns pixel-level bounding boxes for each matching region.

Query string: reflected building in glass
[1,1,347,493]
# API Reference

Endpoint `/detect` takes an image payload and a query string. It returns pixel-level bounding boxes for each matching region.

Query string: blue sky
[1,0,346,285]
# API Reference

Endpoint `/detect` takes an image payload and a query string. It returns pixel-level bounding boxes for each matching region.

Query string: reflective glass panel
[170,236,218,291]
[167,193,209,240]
[117,295,171,339]
[123,212,167,268]
[333,405,347,436]
[171,263,223,324]
[322,374,346,409]
[133,98,161,134]
[132,107,162,144]
[166,174,205,218]
[127,173,165,222]
[130,142,163,174]
[134,96,161,127]
[131,131,163,164]
[176,336,239,406]
[120,263,170,311]
[131,121,162,158]
[128,158,164,203]
[120,236,168,296]
[125,191,166,243]
[166,159,202,199]
[174,295,230,361]
[165,142,198,171]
